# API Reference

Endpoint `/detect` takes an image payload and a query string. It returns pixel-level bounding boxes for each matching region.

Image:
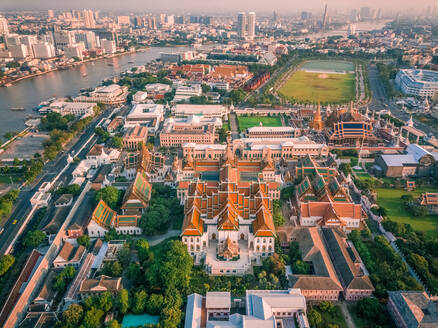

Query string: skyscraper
[321,4,328,32]
[48,10,54,18]
[247,12,256,39]
[237,12,247,38]
[0,16,9,36]
[83,9,96,28]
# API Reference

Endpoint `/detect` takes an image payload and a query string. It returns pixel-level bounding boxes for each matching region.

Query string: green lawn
[0,174,22,184]
[237,116,282,132]
[347,304,394,328]
[278,70,355,104]
[376,187,438,234]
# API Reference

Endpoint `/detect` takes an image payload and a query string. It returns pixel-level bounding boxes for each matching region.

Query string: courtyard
[236,115,282,132]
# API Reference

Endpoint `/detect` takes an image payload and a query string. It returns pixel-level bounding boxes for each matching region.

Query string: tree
[22,230,46,247]
[99,291,113,312]
[146,293,164,315]
[292,260,310,274]
[83,307,104,328]
[106,320,120,328]
[262,253,285,275]
[308,309,322,326]
[117,247,131,268]
[102,261,123,277]
[201,84,211,93]
[339,163,352,176]
[131,290,148,314]
[77,235,90,248]
[95,186,119,208]
[0,254,15,276]
[62,303,84,327]
[319,300,334,313]
[135,239,150,263]
[356,297,381,320]
[117,289,129,314]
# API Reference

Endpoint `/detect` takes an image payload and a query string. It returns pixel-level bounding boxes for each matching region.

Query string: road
[0,109,113,255]
[364,64,437,138]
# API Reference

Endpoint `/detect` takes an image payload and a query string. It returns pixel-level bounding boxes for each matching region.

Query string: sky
[0,0,437,14]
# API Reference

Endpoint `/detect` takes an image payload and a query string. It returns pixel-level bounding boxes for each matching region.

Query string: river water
[0,46,188,136]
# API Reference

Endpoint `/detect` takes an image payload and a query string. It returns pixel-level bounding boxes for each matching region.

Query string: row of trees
[0,189,20,222]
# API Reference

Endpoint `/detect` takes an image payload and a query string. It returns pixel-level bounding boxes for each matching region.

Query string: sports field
[301,60,355,73]
[278,70,355,104]
[237,116,282,132]
[376,187,438,235]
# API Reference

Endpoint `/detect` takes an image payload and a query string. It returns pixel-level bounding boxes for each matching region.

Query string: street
[0,109,112,255]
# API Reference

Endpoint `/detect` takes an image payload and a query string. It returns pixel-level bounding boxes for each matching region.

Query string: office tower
[147,17,157,30]
[117,16,131,26]
[376,8,382,21]
[53,30,75,49]
[237,12,247,38]
[273,11,277,22]
[133,16,144,27]
[101,39,116,54]
[0,16,9,36]
[48,10,54,18]
[159,14,166,25]
[360,7,371,21]
[32,42,56,59]
[83,9,96,28]
[321,4,328,32]
[247,12,256,39]
[75,31,98,49]
[166,15,175,25]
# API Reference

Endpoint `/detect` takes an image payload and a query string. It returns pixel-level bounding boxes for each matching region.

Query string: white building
[9,44,30,59]
[53,30,76,49]
[185,289,309,328]
[0,16,9,35]
[172,104,229,119]
[64,42,86,59]
[32,42,56,59]
[50,101,96,117]
[124,103,164,134]
[174,84,202,102]
[101,39,116,54]
[132,91,148,103]
[395,69,438,97]
[75,84,128,105]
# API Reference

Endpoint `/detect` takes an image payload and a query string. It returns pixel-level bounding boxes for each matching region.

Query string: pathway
[229,113,240,140]
[147,229,180,246]
[339,301,356,328]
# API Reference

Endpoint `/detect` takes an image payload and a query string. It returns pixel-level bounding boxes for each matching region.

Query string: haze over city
[1,0,438,13]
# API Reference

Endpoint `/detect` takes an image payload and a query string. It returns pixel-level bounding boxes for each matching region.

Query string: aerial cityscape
[0,1,437,328]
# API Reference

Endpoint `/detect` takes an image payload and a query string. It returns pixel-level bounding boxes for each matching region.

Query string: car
[12,220,17,224]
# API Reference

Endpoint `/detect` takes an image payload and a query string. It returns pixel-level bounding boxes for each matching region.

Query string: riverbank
[0,48,141,88]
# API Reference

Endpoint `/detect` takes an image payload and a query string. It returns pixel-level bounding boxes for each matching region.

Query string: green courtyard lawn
[237,115,282,132]
[0,174,22,184]
[278,70,355,104]
[376,187,438,235]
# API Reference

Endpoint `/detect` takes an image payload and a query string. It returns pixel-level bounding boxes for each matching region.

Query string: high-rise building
[53,30,76,49]
[247,12,256,39]
[237,12,247,38]
[360,7,371,21]
[0,16,9,36]
[321,4,328,32]
[32,42,56,59]
[83,9,96,28]
[75,31,98,49]
[101,39,116,54]
[117,16,131,26]
[147,17,157,30]
[273,11,277,22]
[48,10,55,18]
[347,24,356,36]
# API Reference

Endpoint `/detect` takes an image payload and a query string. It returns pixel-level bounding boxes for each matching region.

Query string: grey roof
[389,291,438,328]
[380,154,418,167]
[322,228,374,291]
[206,292,231,309]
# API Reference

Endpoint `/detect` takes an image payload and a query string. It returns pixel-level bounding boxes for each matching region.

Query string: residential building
[9,44,29,59]
[387,291,438,328]
[32,42,56,59]
[123,125,148,150]
[237,12,247,38]
[101,39,116,54]
[0,16,9,35]
[185,288,309,328]
[172,104,229,119]
[64,42,86,59]
[124,103,164,134]
[53,30,76,49]
[247,12,256,39]
[79,275,122,300]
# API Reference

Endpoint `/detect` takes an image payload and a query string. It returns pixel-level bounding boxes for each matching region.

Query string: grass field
[0,174,22,184]
[237,116,282,132]
[376,187,438,235]
[278,70,355,104]
[301,60,355,72]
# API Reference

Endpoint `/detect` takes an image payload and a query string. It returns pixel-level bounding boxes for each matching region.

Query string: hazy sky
[0,0,437,14]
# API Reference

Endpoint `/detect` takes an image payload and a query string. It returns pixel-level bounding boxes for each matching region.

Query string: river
[0,46,189,136]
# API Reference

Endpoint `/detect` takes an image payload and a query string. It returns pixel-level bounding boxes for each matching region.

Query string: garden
[236,115,282,132]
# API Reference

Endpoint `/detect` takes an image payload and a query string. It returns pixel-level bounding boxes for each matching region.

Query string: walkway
[229,113,240,140]
[339,301,356,328]
[147,229,180,246]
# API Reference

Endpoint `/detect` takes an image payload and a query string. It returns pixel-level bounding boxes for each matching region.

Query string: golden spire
[310,101,324,131]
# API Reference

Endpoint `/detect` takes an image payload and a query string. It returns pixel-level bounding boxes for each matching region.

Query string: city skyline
[0,0,437,14]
